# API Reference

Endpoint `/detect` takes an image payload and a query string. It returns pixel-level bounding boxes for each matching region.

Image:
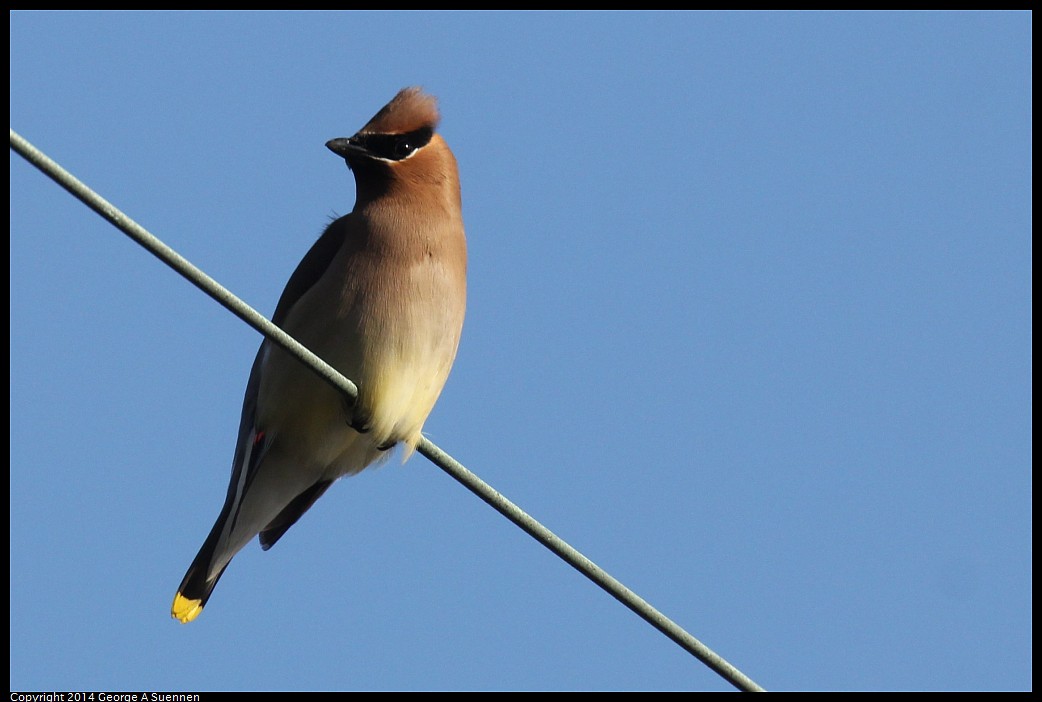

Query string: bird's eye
[393,138,415,159]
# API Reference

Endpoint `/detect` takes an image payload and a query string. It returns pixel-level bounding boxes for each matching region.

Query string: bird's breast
[257,230,465,470]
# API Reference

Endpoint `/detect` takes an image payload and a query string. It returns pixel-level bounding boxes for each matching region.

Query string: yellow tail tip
[171,593,204,623]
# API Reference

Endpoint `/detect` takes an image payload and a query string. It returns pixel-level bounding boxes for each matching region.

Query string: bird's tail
[172,541,230,623]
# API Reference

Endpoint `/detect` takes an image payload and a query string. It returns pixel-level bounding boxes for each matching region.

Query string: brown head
[326,87,459,206]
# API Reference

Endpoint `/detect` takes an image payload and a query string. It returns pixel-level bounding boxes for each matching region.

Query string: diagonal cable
[10,127,766,692]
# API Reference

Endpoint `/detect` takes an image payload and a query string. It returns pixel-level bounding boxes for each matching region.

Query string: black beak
[326,137,366,159]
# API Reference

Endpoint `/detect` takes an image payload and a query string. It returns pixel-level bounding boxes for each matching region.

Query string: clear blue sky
[10,11,1031,692]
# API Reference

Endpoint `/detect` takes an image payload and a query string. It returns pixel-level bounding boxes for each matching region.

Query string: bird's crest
[361,87,440,135]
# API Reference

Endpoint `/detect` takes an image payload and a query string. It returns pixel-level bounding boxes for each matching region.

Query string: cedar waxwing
[172,87,467,623]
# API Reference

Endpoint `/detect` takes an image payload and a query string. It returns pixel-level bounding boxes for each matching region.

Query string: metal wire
[11,126,766,692]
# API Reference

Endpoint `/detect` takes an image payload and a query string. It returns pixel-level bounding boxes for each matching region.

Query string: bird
[171,87,467,624]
